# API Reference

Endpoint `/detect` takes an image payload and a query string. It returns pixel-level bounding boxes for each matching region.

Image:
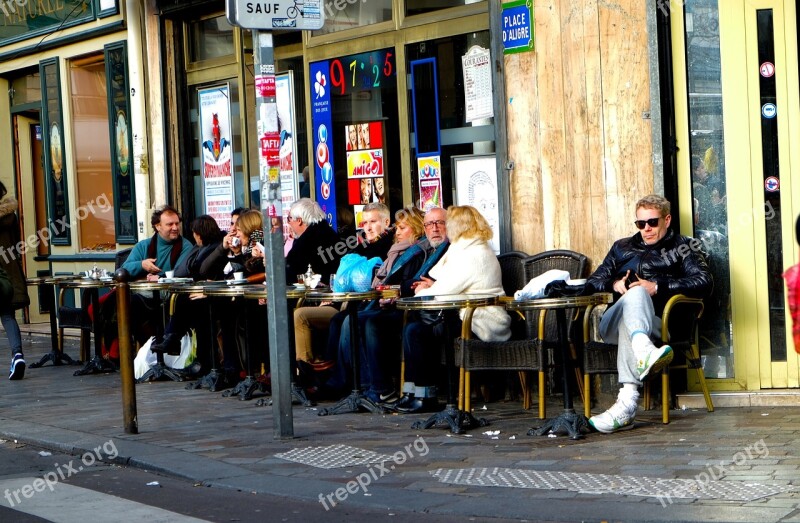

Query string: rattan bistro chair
[583,294,714,424]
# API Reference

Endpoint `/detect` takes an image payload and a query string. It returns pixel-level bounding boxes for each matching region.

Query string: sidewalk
[1,332,799,522]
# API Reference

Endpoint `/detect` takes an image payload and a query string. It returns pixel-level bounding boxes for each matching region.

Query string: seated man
[586,194,712,433]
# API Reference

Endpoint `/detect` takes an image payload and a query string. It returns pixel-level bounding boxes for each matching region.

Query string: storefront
[0,1,137,322]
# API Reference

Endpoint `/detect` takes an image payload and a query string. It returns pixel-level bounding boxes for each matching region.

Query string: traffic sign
[226,0,324,30]
[760,61,775,77]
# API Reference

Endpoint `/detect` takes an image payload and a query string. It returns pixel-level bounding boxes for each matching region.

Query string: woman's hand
[412,276,435,295]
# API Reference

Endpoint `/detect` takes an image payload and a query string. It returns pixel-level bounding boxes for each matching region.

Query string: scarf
[147,234,183,268]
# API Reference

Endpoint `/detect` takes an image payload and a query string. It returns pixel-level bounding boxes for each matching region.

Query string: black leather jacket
[587,228,713,315]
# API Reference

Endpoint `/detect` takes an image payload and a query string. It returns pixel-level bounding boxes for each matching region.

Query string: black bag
[543,280,593,298]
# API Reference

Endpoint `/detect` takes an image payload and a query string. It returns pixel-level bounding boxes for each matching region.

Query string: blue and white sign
[310,60,337,230]
[226,0,324,30]
[502,0,534,55]
[765,176,779,192]
[762,103,777,119]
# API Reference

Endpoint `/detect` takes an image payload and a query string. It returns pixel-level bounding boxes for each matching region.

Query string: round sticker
[765,176,779,192]
[320,182,330,200]
[321,161,333,184]
[316,142,329,168]
[760,62,775,77]
[317,124,328,144]
[762,103,777,119]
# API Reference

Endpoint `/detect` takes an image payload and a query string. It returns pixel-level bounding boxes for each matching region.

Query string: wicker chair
[583,294,714,424]
[455,251,547,415]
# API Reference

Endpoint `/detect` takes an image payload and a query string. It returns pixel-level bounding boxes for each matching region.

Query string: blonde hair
[635,194,671,217]
[236,209,264,238]
[394,206,425,241]
[446,205,492,242]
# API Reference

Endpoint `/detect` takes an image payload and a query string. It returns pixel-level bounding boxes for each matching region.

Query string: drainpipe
[126,0,153,241]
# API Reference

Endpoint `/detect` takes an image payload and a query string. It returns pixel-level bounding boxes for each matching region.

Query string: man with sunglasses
[586,194,712,433]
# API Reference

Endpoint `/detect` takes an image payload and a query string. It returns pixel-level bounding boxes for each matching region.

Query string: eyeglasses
[634,218,661,230]
[424,220,446,229]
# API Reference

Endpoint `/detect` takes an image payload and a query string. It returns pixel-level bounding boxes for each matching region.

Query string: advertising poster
[454,154,500,254]
[417,155,442,210]
[198,85,234,227]
[345,121,386,218]
[310,60,337,230]
[276,72,297,242]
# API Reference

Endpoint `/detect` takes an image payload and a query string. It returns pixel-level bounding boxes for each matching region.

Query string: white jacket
[417,237,511,342]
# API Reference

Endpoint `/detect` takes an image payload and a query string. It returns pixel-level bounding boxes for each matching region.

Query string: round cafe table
[304,290,384,416]
[506,293,612,439]
[396,293,497,434]
[61,278,118,376]
[27,275,81,368]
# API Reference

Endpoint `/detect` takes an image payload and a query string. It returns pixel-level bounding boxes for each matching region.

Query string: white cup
[164,270,175,279]
[234,271,244,281]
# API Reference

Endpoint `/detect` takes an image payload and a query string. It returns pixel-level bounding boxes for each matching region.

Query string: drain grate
[276,444,395,469]
[431,468,795,502]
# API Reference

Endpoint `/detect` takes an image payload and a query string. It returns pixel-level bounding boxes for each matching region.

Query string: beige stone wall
[505,0,653,270]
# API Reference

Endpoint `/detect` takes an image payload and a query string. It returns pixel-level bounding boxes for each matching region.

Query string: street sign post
[226,0,324,30]
[226,0,324,439]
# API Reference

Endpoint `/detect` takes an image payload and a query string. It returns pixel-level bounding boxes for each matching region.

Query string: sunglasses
[634,218,661,230]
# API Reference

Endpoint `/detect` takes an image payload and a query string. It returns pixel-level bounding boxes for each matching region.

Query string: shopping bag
[133,337,157,380]
[165,330,197,369]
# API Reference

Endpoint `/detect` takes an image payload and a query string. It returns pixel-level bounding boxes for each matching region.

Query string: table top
[396,293,498,310]
[57,277,116,289]
[242,285,308,300]
[304,289,382,303]
[31,274,81,285]
[505,292,613,311]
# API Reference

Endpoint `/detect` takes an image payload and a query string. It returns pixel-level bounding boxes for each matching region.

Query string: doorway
[672,0,800,390]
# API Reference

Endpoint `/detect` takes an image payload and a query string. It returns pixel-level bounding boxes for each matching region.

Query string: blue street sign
[502,0,534,55]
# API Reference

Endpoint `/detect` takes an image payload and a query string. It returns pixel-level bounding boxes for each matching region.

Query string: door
[672,0,800,390]
[14,114,50,323]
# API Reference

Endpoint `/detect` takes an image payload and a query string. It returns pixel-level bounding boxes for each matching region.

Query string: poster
[198,85,234,227]
[454,154,499,254]
[276,72,297,243]
[462,45,494,123]
[310,60,337,230]
[345,121,386,216]
[417,155,442,210]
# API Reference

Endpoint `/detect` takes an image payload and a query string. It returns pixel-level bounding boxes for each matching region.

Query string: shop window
[406,32,495,211]
[10,70,40,106]
[405,0,477,17]
[69,55,115,251]
[312,0,392,36]
[188,15,235,62]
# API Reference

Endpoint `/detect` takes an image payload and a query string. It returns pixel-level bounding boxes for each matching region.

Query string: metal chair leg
[662,369,670,424]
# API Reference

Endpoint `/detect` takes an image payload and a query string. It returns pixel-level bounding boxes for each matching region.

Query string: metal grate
[431,468,795,502]
[276,444,395,469]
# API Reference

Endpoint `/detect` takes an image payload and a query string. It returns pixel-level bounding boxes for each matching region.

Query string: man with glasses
[586,194,712,433]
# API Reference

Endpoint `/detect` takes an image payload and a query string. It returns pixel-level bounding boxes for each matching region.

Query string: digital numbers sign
[329,49,395,96]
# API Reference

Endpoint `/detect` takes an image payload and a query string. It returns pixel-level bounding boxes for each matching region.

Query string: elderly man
[586,194,712,433]
[122,205,193,281]
[285,198,341,285]
[294,202,393,366]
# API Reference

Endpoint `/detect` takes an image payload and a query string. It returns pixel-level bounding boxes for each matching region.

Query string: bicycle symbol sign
[226,0,325,30]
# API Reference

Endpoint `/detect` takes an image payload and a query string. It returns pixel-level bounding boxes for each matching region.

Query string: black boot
[151,333,182,355]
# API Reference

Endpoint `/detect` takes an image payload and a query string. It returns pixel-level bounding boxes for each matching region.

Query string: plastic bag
[332,254,382,292]
[133,332,196,379]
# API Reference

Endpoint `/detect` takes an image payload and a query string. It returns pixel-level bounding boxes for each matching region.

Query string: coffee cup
[234,271,244,281]
[164,271,175,279]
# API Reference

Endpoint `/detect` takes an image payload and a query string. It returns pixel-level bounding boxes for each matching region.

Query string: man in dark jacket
[586,194,712,433]
[285,198,342,285]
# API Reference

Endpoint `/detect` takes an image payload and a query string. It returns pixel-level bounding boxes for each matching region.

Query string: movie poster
[198,85,234,227]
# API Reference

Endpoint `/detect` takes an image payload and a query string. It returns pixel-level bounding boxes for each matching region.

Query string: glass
[69,55,116,251]
[297,274,305,284]
[312,0,392,36]
[424,220,446,229]
[684,0,732,377]
[405,0,476,16]
[330,274,337,288]
[188,16,234,62]
[10,70,41,106]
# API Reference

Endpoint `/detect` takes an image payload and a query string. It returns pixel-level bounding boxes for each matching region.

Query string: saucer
[293,283,307,289]
[226,278,249,285]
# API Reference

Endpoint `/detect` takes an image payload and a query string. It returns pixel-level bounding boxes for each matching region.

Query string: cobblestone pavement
[1,333,800,522]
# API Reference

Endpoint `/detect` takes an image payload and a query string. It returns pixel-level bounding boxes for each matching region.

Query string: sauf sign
[501,0,534,55]
[227,0,325,30]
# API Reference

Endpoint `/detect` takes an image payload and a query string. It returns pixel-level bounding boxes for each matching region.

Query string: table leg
[137,291,185,383]
[73,288,115,376]
[318,304,385,415]
[186,297,228,391]
[528,308,590,440]
[31,282,79,368]
[412,309,487,434]
[224,298,267,400]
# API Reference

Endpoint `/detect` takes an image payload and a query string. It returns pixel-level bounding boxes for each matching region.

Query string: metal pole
[253,30,294,439]
[114,268,138,434]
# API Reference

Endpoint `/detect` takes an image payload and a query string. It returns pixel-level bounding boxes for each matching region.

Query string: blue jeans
[1,312,22,356]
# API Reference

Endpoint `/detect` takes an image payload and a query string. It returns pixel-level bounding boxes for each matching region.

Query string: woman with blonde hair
[394,205,511,413]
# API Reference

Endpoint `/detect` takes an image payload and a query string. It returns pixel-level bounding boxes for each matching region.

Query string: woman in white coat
[395,205,511,413]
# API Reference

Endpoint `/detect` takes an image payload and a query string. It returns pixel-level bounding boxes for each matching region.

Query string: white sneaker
[589,398,637,433]
[636,343,673,381]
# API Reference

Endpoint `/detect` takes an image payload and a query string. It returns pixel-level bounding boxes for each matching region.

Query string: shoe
[9,353,25,380]
[363,389,398,405]
[391,394,415,411]
[151,334,182,355]
[394,397,439,414]
[178,361,202,377]
[589,399,637,433]
[636,343,673,380]
[309,360,335,372]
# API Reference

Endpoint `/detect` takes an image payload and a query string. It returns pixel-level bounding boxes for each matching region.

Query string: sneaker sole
[637,345,673,380]
[9,361,25,380]
[588,417,635,434]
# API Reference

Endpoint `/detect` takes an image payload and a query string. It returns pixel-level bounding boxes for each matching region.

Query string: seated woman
[324,207,426,396]
[394,205,511,413]
[150,216,224,370]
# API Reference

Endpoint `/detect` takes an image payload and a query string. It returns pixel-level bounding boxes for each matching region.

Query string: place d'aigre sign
[226,0,324,30]
[502,0,534,55]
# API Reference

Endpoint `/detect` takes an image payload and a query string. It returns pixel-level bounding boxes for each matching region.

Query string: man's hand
[412,276,435,295]
[613,270,630,295]
[141,258,160,274]
[146,273,160,282]
[629,277,657,296]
